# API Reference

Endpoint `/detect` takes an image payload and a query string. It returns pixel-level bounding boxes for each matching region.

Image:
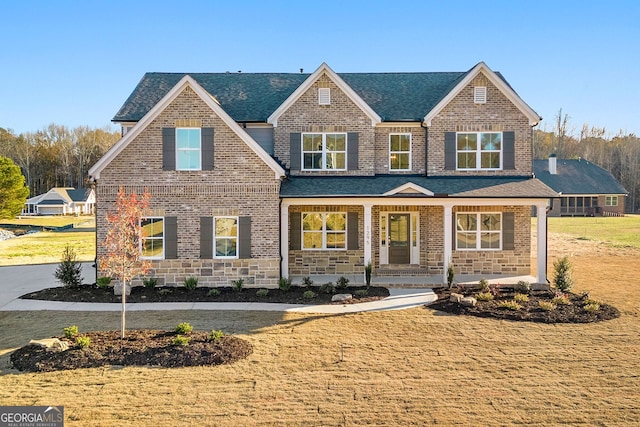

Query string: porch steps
[376,266,429,277]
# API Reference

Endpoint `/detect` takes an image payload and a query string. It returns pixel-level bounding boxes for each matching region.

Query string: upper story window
[140,217,164,259]
[457,132,502,170]
[389,134,411,171]
[302,212,346,250]
[176,128,201,170]
[302,133,346,171]
[456,212,501,250]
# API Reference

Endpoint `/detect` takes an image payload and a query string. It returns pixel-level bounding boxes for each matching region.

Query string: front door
[388,214,411,264]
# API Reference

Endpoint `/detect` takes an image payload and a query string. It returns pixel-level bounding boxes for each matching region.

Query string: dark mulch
[20,284,390,305]
[10,329,253,373]
[428,288,620,323]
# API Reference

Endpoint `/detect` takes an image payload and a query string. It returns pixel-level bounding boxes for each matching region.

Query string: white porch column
[363,203,373,265]
[280,201,290,279]
[442,203,454,284]
[536,202,548,284]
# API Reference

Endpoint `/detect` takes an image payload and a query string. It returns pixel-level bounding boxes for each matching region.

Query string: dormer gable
[383,182,434,197]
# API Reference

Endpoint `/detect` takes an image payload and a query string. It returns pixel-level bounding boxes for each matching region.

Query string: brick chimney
[549,154,557,175]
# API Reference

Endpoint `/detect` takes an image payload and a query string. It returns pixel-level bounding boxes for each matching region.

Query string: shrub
[553,256,574,292]
[490,284,502,297]
[183,277,198,291]
[279,277,292,292]
[336,276,350,290]
[446,262,455,289]
[158,288,173,295]
[303,290,316,300]
[175,322,193,335]
[478,278,490,292]
[143,277,158,289]
[319,282,335,294]
[498,300,522,311]
[583,297,601,305]
[75,336,91,348]
[97,276,112,288]
[256,288,269,297]
[514,280,531,293]
[538,301,557,311]
[583,302,601,312]
[475,291,494,302]
[232,278,244,292]
[552,294,571,306]
[208,288,220,297]
[514,293,529,303]
[209,330,225,342]
[54,245,83,288]
[63,325,79,339]
[365,262,373,288]
[301,276,314,288]
[172,335,190,346]
[355,289,368,297]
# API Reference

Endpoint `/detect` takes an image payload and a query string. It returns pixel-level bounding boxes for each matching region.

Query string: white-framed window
[176,128,201,170]
[389,133,411,171]
[457,132,502,170]
[302,212,346,250]
[456,212,501,250]
[474,86,487,104]
[302,133,346,170]
[140,217,164,259]
[605,195,618,206]
[214,217,238,258]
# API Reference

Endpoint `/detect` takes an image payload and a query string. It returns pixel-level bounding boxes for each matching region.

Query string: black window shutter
[347,212,359,250]
[347,132,359,170]
[502,212,515,250]
[200,217,213,259]
[503,131,515,170]
[238,216,251,259]
[290,133,301,171]
[444,132,456,170]
[165,217,178,259]
[202,127,214,171]
[290,212,301,250]
[162,128,176,171]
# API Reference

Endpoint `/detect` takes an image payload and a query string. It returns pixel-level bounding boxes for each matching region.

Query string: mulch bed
[428,288,620,323]
[20,284,390,305]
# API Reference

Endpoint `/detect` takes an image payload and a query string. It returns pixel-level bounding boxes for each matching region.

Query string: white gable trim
[423,62,541,127]
[383,182,434,197]
[89,76,285,180]
[267,62,381,127]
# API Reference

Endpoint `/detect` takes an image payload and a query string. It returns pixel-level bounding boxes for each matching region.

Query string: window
[176,128,201,170]
[605,196,618,206]
[214,217,238,258]
[457,132,502,170]
[474,86,487,104]
[140,217,164,259]
[389,134,411,171]
[456,213,501,250]
[302,212,346,250]
[302,133,346,170]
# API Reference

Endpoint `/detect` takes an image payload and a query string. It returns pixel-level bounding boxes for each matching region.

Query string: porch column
[536,202,548,284]
[442,203,454,284]
[363,203,373,265]
[280,201,289,279]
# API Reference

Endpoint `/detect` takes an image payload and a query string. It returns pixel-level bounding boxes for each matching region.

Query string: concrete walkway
[0,263,437,314]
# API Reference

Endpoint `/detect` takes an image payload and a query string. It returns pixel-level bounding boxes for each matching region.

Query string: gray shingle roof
[280,175,557,198]
[65,188,91,202]
[113,71,479,123]
[533,159,627,195]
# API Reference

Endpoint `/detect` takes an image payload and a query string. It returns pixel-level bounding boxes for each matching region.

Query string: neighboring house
[88,62,557,288]
[23,187,96,216]
[534,156,627,216]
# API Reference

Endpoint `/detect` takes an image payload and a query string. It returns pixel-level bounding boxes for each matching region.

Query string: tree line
[0,124,120,197]
[534,109,640,213]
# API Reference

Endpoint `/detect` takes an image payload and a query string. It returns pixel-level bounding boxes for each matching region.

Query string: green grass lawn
[547,214,640,248]
[0,231,95,265]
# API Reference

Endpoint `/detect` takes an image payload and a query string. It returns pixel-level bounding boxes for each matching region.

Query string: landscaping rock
[113,282,132,296]
[332,294,353,302]
[0,229,15,242]
[449,293,464,303]
[461,296,477,307]
[29,338,69,352]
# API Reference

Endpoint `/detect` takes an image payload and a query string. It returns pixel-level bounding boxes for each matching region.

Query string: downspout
[422,122,429,177]
[90,178,98,285]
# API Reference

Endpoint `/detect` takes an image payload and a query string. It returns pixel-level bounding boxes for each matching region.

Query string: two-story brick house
[89,62,556,288]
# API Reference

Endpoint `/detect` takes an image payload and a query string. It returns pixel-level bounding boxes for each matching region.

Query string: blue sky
[1,0,638,136]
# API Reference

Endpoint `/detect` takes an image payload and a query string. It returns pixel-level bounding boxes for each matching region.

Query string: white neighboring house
[23,188,96,216]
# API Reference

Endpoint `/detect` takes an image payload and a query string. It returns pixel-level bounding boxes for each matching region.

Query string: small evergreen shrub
[538,301,556,311]
[553,256,574,292]
[209,330,225,342]
[365,262,373,288]
[475,291,494,302]
[63,325,79,339]
[143,277,158,289]
[172,335,190,346]
[583,302,601,312]
[97,277,112,288]
[319,282,335,294]
[54,245,83,288]
[256,288,269,297]
[514,280,531,293]
[552,293,571,306]
[232,278,244,292]
[183,277,198,291]
[354,289,368,297]
[278,277,292,292]
[303,290,316,300]
[301,276,313,288]
[583,296,601,306]
[446,262,455,289]
[336,276,350,290]
[175,322,193,335]
[514,293,529,303]
[498,300,522,311]
[75,336,91,348]
[208,288,220,297]
[478,279,490,292]
[158,288,173,295]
